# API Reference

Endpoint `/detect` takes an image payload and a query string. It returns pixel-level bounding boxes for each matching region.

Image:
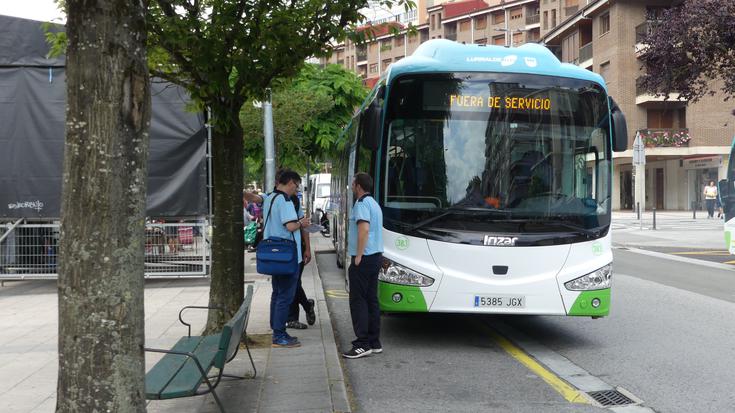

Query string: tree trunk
[205,108,245,332]
[57,2,149,412]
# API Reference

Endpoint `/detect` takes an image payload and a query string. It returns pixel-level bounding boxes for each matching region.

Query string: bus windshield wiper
[520,218,600,238]
[408,207,511,233]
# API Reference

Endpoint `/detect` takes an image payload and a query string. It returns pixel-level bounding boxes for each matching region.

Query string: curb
[310,246,351,413]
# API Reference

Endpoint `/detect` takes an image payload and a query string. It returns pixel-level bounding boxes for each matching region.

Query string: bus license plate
[474,295,525,308]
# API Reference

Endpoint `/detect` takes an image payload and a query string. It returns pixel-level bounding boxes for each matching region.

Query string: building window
[600,13,610,35]
[551,9,557,27]
[437,13,441,25]
[510,7,523,20]
[460,20,471,32]
[395,36,404,47]
[561,31,579,63]
[420,30,429,42]
[513,32,523,45]
[369,63,378,74]
[475,16,487,30]
[382,59,391,71]
[409,33,418,43]
[475,37,487,45]
[646,6,667,21]
[431,14,435,30]
[493,35,505,46]
[493,12,505,25]
[543,11,548,30]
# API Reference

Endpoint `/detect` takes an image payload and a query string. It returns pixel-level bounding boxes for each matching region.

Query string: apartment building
[321,0,734,211]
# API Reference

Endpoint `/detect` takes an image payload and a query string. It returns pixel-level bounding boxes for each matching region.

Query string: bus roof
[383,39,606,91]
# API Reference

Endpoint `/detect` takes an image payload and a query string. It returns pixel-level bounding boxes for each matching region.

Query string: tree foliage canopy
[638,0,735,102]
[241,64,367,179]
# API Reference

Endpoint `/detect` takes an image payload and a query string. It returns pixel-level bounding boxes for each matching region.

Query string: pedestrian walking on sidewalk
[704,180,718,219]
[262,170,310,348]
[343,173,384,359]
[286,192,317,330]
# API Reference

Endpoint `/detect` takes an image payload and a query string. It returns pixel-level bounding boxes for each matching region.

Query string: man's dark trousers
[288,262,309,322]
[348,253,382,349]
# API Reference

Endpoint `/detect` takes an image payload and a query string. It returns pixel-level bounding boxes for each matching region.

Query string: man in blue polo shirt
[343,172,384,359]
[262,170,310,348]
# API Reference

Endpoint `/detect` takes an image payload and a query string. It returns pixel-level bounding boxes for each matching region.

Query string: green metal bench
[145,285,255,412]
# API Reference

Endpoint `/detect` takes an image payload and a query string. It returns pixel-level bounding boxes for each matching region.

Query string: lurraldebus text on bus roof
[448,94,552,111]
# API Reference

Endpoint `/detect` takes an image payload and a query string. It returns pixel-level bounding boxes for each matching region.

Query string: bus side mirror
[610,97,628,152]
[361,87,384,151]
[719,179,729,199]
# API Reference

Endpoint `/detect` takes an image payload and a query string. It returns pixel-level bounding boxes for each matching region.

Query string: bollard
[637,202,641,220]
[692,201,696,219]
[652,208,656,230]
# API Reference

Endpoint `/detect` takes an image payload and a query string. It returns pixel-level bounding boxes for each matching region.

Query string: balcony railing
[565,5,579,16]
[579,42,593,63]
[526,14,540,25]
[635,21,660,44]
[638,128,690,147]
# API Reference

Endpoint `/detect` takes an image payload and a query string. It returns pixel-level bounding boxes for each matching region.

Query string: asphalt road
[317,249,735,413]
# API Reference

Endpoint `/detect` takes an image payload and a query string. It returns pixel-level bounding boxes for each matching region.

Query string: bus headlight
[564,264,612,291]
[379,258,434,287]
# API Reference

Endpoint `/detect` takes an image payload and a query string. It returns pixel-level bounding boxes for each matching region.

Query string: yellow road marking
[723,260,735,265]
[487,329,589,404]
[671,250,729,256]
[325,289,349,298]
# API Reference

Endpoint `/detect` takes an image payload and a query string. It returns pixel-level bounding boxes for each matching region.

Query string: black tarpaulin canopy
[0,14,208,218]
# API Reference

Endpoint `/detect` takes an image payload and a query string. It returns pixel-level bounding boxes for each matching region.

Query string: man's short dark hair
[353,172,373,193]
[277,169,301,186]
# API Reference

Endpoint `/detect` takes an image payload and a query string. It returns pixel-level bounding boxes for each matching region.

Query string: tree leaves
[638,0,735,102]
[240,64,367,179]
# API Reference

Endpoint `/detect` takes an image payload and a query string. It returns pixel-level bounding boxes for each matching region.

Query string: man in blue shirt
[262,170,310,348]
[343,172,384,359]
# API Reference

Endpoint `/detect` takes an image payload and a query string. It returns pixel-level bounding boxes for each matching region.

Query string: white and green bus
[721,137,735,253]
[330,40,628,317]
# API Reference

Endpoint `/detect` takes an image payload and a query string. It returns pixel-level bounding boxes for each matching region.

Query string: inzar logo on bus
[483,236,518,246]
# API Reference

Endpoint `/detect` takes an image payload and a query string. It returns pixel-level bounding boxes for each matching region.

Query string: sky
[0,0,65,22]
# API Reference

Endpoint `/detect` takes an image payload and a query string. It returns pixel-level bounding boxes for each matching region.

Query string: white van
[307,173,331,218]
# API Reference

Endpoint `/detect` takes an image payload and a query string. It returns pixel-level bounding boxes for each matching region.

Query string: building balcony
[579,42,593,66]
[638,128,691,148]
[446,32,457,41]
[526,14,540,25]
[635,77,688,105]
[356,49,368,62]
[634,20,660,56]
[635,21,660,44]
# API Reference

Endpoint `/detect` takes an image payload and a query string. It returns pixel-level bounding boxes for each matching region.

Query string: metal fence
[0,220,210,280]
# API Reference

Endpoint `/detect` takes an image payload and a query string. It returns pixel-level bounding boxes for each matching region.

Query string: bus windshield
[382,72,611,236]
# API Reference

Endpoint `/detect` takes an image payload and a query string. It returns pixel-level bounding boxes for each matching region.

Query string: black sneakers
[371,347,383,354]
[306,298,316,325]
[342,347,372,359]
[286,320,308,329]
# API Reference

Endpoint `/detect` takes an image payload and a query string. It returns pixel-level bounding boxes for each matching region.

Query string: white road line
[614,246,735,271]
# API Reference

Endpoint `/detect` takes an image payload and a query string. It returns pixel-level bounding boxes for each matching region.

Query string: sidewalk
[0,234,349,413]
[611,210,726,250]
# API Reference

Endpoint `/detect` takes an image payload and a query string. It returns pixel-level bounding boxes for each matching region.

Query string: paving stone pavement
[0,234,349,413]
